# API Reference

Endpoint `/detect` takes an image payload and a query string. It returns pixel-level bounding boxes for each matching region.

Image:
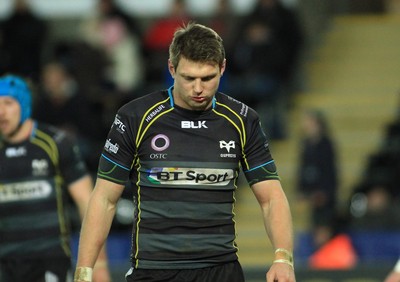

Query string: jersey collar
[167,85,217,110]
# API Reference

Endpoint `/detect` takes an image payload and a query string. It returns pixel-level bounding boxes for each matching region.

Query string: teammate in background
[75,23,295,282]
[0,75,111,282]
[385,257,400,282]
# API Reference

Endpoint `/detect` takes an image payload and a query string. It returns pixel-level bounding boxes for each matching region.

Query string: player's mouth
[192,96,205,103]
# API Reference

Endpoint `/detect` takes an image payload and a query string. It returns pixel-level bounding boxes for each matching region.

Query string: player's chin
[192,100,213,110]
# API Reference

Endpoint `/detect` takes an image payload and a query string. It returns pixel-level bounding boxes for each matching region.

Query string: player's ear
[220,59,226,76]
[168,59,175,78]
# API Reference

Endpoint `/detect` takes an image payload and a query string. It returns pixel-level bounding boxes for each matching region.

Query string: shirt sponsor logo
[147,167,234,186]
[105,139,119,154]
[32,159,49,176]
[54,131,66,143]
[5,146,27,157]
[0,181,52,202]
[150,153,167,159]
[220,140,235,152]
[227,96,248,117]
[240,103,249,117]
[113,115,126,133]
[219,140,236,158]
[181,121,208,129]
[145,105,165,123]
[151,134,170,152]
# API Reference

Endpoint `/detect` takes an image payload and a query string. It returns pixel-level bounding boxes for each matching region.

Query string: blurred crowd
[0,0,307,233]
[345,92,400,232]
[2,0,400,266]
[0,0,305,175]
[296,104,400,233]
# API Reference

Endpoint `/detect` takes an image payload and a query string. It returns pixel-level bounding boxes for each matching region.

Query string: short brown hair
[169,22,225,69]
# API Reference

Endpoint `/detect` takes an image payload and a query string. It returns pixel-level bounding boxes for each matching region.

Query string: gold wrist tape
[275,248,294,263]
[74,267,93,282]
[273,259,294,269]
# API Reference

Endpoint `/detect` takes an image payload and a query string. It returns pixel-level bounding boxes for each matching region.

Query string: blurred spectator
[227,0,303,139]
[204,0,237,56]
[80,0,145,96]
[296,109,339,248]
[143,0,191,88]
[51,40,111,110]
[0,0,48,82]
[33,61,105,173]
[345,90,400,232]
[348,181,400,231]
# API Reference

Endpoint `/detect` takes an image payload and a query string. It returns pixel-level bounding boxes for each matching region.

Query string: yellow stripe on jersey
[136,97,172,146]
[213,102,250,170]
[31,129,71,257]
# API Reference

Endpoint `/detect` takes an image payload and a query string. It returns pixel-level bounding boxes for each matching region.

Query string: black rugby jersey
[98,87,280,269]
[0,122,88,259]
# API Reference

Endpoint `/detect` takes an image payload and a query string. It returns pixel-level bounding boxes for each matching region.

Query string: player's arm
[69,175,95,222]
[69,175,113,282]
[251,179,295,282]
[73,178,125,282]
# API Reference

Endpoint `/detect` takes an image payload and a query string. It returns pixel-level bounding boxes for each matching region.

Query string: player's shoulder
[32,121,75,146]
[215,92,258,120]
[118,89,171,117]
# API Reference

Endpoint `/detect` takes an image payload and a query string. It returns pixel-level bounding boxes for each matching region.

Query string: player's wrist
[274,248,294,269]
[273,258,294,269]
[74,266,93,282]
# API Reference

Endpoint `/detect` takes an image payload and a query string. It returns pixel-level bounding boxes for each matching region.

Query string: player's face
[0,96,21,138]
[169,56,226,111]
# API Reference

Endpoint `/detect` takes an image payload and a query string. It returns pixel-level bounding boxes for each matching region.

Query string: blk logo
[219,140,235,153]
[181,121,207,129]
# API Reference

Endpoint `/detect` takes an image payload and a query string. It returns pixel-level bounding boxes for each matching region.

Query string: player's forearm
[263,191,294,259]
[76,192,116,268]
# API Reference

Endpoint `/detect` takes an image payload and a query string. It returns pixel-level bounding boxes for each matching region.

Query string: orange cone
[309,234,358,269]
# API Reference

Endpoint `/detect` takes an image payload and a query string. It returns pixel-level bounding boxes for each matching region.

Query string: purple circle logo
[151,134,170,152]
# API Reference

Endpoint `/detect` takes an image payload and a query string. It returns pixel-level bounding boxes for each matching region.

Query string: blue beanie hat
[0,75,32,124]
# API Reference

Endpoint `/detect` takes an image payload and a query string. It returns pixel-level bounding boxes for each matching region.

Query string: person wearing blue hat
[0,74,111,282]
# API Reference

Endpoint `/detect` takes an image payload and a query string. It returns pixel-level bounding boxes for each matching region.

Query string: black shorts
[0,257,72,282]
[125,260,245,282]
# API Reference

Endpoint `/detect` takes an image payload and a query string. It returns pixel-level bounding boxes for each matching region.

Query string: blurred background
[1,0,400,281]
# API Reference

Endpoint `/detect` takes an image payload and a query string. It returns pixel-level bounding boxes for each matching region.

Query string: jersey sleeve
[97,110,136,184]
[241,111,280,186]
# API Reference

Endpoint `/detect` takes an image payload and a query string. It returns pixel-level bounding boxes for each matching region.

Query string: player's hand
[266,262,295,282]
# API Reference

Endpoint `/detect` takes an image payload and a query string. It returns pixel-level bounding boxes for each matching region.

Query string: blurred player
[0,74,111,282]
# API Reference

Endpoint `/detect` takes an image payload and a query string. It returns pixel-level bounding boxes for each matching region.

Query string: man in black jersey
[75,23,295,282]
[0,74,111,282]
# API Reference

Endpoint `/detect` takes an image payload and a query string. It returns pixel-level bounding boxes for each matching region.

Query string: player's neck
[6,119,33,144]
